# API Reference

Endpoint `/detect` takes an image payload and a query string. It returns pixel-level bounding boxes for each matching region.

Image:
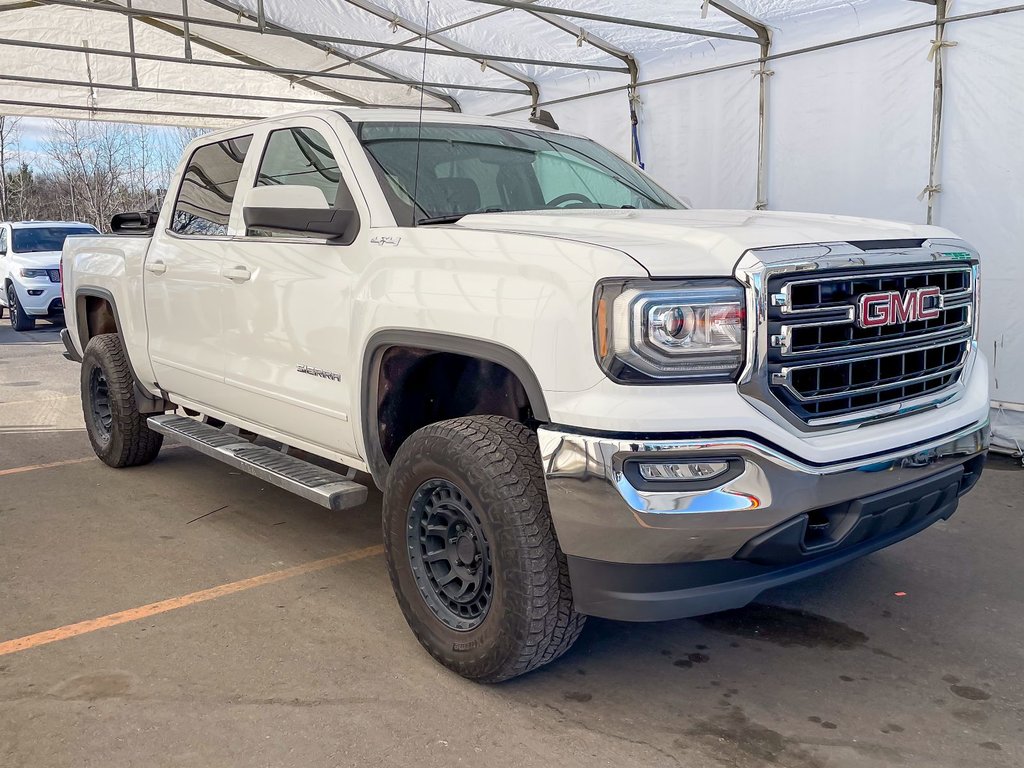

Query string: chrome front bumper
[538,420,990,566]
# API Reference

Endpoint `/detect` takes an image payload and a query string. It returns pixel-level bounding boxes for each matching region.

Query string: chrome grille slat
[779,320,972,357]
[764,262,975,424]
[776,346,969,402]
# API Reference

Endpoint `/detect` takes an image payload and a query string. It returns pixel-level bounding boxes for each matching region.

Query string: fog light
[27,289,43,296]
[637,461,730,481]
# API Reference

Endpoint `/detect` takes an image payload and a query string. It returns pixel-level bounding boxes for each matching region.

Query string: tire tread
[384,415,585,682]
[81,333,163,468]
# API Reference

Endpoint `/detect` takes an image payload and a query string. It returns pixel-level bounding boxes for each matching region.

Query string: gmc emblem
[857,287,941,328]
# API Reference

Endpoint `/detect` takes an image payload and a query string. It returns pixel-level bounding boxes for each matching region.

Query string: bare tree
[0,115,21,220]
[3,118,208,230]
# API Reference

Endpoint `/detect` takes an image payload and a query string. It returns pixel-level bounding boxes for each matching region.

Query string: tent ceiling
[0,0,775,125]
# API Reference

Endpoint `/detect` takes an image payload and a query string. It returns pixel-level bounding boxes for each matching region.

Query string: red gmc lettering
[858,287,941,328]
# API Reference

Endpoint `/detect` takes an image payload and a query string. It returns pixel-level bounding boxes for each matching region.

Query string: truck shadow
[0,319,65,344]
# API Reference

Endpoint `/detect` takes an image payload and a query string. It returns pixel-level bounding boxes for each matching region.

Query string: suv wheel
[81,333,163,468]
[383,415,586,682]
[7,284,35,331]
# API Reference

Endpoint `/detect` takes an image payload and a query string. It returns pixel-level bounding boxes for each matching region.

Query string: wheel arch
[75,287,171,414]
[74,286,121,350]
[361,329,550,488]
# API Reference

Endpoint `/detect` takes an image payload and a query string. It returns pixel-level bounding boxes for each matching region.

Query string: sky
[2,116,201,185]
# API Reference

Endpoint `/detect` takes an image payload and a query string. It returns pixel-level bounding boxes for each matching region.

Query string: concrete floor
[1,320,1022,768]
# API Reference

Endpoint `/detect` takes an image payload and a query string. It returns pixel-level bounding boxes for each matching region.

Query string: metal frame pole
[754,38,772,210]
[528,11,640,161]
[924,0,952,224]
[0,36,532,95]
[0,97,260,122]
[489,4,1024,116]
[0,73,454,109]
[125,0,138,87]
[336,0,542,113]
[469,0,760,43]
[180,0,192,60]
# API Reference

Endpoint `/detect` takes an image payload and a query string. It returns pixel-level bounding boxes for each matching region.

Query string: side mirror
[111,210,158,234]
[242,185,357,240]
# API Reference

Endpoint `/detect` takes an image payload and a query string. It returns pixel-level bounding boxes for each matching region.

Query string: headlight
[20,268,48,279]
[595,278,745,382]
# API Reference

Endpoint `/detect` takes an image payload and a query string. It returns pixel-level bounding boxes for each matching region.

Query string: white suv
[0,221,98,331]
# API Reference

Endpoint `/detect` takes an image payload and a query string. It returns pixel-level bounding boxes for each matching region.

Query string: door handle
[222,265,252,283]
[145,259,167,275]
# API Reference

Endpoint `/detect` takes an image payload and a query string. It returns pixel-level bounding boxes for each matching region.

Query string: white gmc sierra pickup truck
[61,109,989,682]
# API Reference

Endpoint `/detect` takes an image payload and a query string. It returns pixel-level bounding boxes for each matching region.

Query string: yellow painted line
[0,445,190,476]
[0,545,384,657]
[0,456,96,476]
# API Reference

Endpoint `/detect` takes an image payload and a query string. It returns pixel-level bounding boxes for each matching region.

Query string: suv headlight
[19,268,48,279]
[594,278,745,383]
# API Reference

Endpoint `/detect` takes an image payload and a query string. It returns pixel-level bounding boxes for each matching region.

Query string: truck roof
[191,107,566,145]
[2,220,96,229]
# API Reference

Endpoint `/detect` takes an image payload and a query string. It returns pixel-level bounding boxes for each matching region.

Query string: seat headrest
[432,177,481,214]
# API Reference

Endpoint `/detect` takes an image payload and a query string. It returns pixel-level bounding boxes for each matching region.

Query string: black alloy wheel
[88,366,113,444]
[406,478,493,631]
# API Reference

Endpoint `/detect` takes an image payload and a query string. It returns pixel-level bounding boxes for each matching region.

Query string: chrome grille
[766,264,974,424]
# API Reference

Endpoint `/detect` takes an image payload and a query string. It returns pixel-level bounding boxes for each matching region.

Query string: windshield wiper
[417,214,466,225]
[417,208,506,226]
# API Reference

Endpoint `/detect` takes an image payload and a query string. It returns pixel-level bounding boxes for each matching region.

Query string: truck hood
[454,209,955,276]
[10,250,62,269]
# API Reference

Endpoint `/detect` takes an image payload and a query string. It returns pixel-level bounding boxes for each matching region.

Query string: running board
[147,414,367,511]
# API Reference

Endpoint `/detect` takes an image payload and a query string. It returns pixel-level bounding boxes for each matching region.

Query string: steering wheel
[547,192,594,208]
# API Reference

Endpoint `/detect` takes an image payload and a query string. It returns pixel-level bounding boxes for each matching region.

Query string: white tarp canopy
[2,0,1022,451]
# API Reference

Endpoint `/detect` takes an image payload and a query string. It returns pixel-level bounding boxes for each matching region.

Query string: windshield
[356,122,683,225]
[12,226,98,254]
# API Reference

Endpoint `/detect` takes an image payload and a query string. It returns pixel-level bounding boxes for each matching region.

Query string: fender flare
[74,287,170,414]
[361,329,550,487]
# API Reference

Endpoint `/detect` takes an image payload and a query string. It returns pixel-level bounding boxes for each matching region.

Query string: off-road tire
[383,415,586,682]
[81,333,163,468]
[7,284,35,331]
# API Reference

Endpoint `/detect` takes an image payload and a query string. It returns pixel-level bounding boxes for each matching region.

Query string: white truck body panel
[62,107,988,475]
[60,107,991,637]
[454,208,960,277]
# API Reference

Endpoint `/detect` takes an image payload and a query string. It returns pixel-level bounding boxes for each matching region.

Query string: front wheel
[7,284,35,331]
[81,333,163,468]
[383,415,585,682]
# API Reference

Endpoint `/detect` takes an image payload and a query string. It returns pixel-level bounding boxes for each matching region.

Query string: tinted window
[248,127,352,239]
[172,136,253,236]
[357,122,681,226]
[11,226,98,253]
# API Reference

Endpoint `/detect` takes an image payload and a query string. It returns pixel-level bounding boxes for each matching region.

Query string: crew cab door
[144,134,253,407]
[216,118,368,459]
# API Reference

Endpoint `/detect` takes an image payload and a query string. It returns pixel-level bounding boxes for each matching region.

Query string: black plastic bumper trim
[60,327,82,363]
[567,458,983,622]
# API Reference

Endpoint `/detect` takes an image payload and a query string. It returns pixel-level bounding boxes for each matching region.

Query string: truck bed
[62,234,154,384]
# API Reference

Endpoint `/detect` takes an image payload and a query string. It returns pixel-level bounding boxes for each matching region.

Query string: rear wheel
[81,333,163,468]
[7,284,35,331]
[383,415,585,682]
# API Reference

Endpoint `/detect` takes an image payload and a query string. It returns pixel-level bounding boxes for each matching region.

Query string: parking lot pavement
[1,324,1022,768]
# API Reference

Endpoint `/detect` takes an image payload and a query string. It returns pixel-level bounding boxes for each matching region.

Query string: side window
[0,227,7,255]
[171,135,253,237]
[249,126,352,238]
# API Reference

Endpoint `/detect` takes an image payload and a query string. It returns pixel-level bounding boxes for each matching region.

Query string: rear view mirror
[112,210,158,234]
[242,185,357,240]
